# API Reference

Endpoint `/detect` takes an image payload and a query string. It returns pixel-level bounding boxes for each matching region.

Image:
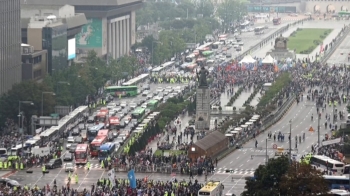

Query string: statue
[196,65,209,87]
[274,34,288,50]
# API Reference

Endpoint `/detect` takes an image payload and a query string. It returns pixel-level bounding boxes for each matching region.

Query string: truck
[31,146,50,157]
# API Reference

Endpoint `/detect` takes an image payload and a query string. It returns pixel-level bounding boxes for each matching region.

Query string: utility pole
[265,138,268,164]
[289,119,292,164]
[318,114,320,147]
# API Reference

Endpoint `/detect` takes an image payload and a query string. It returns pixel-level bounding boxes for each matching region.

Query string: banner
[128,169,137,188]
[107,169,116,186]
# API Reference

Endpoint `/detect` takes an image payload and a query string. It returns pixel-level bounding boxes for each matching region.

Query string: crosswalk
[238,149,274,153]
[36,163,103,169]
[215,168,255,175]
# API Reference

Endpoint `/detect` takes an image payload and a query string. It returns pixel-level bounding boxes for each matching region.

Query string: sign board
[309,126,314,132]
[55,106,72,116]
[38,116,59,126]
[322,138,341,146]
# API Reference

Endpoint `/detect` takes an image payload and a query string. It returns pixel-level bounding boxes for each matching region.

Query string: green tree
[217,0,247,30]
[195,0,215,18]
[242,156,289,196]
[279,162,329,195]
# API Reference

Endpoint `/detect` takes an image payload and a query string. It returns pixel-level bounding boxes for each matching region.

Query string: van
[45,158,63,169]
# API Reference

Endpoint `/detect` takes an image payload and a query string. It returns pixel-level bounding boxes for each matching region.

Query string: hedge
[226,86,244,106]
[257,72,291,107]
[243,84,262,107]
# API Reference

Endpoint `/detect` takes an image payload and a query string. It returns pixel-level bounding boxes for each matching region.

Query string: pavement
[326,30,350,65]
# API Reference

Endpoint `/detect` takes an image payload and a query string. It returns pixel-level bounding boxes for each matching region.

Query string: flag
[108,169,116,187]
[128,169,137,188]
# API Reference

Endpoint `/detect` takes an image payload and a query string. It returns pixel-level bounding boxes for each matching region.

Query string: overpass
[21,0,143,60]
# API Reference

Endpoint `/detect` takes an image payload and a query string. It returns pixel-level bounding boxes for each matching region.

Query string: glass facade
[42,24,68,74]
[247,5,296,13]
[0,0,21,95]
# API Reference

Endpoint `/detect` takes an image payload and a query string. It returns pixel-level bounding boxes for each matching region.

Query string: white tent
[225,133,234,137]
[262,55,275,64]
[239,55,256,64]
[234,127,242,131]
[245,122,253,125]
[241,124,248,128]
[249,119,256,122]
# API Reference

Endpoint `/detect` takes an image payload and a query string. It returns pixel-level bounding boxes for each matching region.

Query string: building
[21,44,48,82]
[0,0,22,95]
[20,0,143,60]
[21,4,87,74]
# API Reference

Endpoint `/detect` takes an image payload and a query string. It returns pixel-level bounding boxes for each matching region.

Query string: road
[326,31,350,66]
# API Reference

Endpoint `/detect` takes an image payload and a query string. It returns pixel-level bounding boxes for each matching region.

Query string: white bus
[0,148,7,158]
[310,155,344,175]
[198,181,224,196]
[212,42,221,49]
[254,26,265,35]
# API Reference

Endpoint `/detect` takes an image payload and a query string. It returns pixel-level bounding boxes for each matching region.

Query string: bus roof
[105,85,137,89]
[255,26,265,29]
[98,129,109,136]
[199,181,221,192]
[323,175,348,179]
[133,107,145,114]
[313,155,344,164]
[161,61,175,68]
[88,124,105,131]
[100,142,115,150]
[91,136,107,144]
[148,99,158,104]
[75,144,88,152]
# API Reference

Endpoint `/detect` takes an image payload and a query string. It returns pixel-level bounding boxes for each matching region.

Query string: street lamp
[289,119,292,164]
[151,41,162,65]
[41,92,55,116]
[18,101,34,148]
[56,81,70,94]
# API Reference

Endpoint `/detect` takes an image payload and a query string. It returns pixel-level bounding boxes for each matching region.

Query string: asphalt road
[326,31,350,66]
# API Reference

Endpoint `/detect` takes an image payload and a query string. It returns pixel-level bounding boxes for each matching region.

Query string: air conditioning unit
[22,46,34,54]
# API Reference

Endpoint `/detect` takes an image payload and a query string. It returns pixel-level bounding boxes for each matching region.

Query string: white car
[65,162,74,172]
[106,103,116,109]
[129,103,137,109]
[142,90,149,96]
[66,136,75,149]
[120,102,127,108]
[156,87,164,93]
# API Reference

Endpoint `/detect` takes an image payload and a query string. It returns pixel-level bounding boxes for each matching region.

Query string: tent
[239,55,256,64]
[249,119,256,122]
[225,133,234,137]
[245,122,253,125]
[262,55,275,64]
[241,124,248,128]
[234,127,242,132]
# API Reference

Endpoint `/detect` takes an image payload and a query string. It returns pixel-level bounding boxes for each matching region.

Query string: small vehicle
[45,158,63,169]
[65,162,75,172]
[0,178,21,187]
[71,128,80,136]
[66,136,75,149]
[63,152,74,161]
[69,143,78,153]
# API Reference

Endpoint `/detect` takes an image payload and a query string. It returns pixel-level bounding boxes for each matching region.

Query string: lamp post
[41,92,55,116]
[289,119,292,164]
[151,41,162,65]
[317,113,321,147]
[56,81,70,94]
[19,101,34,148]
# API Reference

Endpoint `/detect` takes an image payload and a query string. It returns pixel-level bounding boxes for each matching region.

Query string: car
[146,94,153,100]
[66,136,75,149]
[142,90,149,96]
[45,158,63,169]
[114,107,122,112]
[63,152,73,161]
[71,128,80,136]
[241,29,248,32]
[129,102,137,109]
[69,143,78,153]
[236,47,242,51]
[87,116,95,124]
[143,84,150,90]
[74,136,83,144]
[156,87,164,93]
[233,44,239,48]
[226,53,232,58]
[111,130,118,138]
[106,103,116,109]
[117,112,125,118]
[141,103,147,108]
[65,162,75,172]
[238,42,244,46]
[235,37,242,42]
[120,101,127,108]
[78,124,85,130]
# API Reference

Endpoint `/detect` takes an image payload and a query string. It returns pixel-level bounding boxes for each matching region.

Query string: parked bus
[87,123,105,142]
[198,181,224,196]
[98,142,116,161]
[75,144,90,164]
[310,155,344,175]
[147,100,159,111]
[0,148,7,158]
[104,86,138,97]
[131,107,146,123]
[98,129,113,142]
[324,175,350,190]
[90,136,108,157]
[273,17,281,25]
[254,26,265,35]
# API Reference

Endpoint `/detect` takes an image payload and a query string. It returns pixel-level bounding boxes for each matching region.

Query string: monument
[266,34,296,60]
[195,65,211,130]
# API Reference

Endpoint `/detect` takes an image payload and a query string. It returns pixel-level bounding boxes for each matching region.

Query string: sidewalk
[250,91,262,107]
[220,86,240,106]
[232,87,255,109]
[147,113,198,155]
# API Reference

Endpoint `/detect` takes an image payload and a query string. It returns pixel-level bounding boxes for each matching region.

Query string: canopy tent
[249,119,257,122]
[241,124,248,128]
[262,54,275,64]
[225,133,234,137]
[245,122,253,125]
[230,130,238,134]
[234,127,242,131]
[239,55,256,64]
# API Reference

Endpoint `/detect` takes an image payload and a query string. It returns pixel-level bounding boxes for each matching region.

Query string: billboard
[68,38,76,60]
[76,18,102,48]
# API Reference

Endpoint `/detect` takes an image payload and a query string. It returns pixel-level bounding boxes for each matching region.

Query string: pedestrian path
[214,168,255,175]
[250,92,261,107]
[220,86,240,106]
[232,88,254,108]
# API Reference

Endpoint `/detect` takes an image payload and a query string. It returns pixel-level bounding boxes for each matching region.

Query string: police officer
[42,165,46,176]
[87,161,91,170]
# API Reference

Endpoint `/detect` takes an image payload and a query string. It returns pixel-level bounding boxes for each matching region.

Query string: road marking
[77,167,92,190]
[230,161,233,164]
[49,166,65,186]
[236,157,240,159]
[239,164,243,167]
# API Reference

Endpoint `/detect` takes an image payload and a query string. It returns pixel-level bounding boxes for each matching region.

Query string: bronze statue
[196,65,209,87]
[274,34,288,50]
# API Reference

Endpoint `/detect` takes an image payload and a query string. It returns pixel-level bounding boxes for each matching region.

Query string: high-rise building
[0,0,22,95]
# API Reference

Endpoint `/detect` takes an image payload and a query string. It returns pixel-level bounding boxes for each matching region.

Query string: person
[255,140,258,148]
[42,165,46,176]
[311,114,313,121]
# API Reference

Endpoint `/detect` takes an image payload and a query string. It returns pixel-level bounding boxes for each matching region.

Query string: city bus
[212,42,221,49]
[254,26,265,35]
[122,73,149,86]
[310,155,344,175]
[147,100,159,111]
[131,107,146,123]
[87,123,105,142]
[98,129,113,141]
[185,53,196,63]
[338,11,350,16]
[0,148,7,158]
[202,51,214,57]
[104,86,138,97]
[324,175,350,190]
[198,181,224,196]
[90,135,108,157]
[109,116,120,129]
[98,142,116,161]
[273,17,281,25]
[75,144,90,164]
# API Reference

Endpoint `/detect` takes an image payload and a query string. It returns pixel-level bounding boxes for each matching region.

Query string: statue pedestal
[267,49,296,60]
[195,86,210,130]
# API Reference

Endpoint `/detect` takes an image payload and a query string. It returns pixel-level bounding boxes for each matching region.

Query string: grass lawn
[288,28,332,54]
[154,150,186,156]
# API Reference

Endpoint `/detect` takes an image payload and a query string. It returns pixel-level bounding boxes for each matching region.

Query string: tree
[217,0,247,30]
[195,0,215,18]
[279,162,329,195]
[242,156,289,196]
